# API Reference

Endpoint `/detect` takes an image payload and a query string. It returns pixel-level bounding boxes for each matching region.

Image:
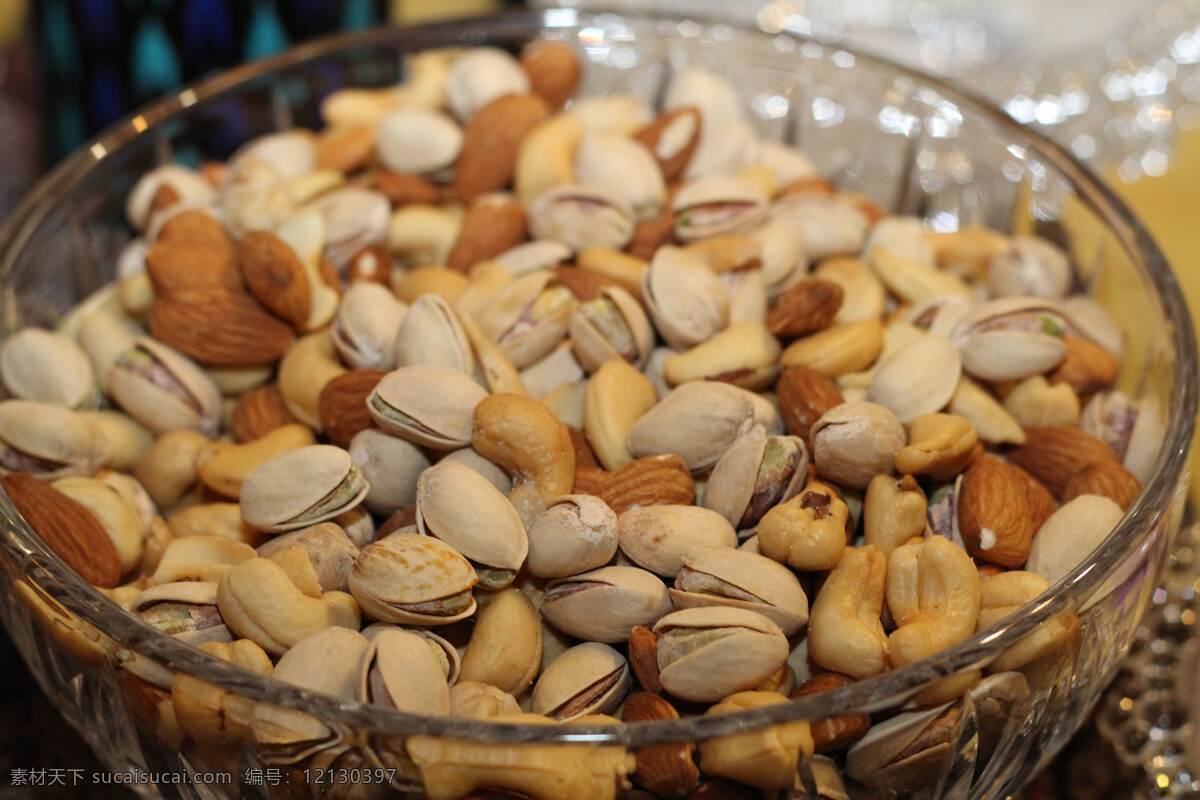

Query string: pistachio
[568,286,654,373]
[654,607,789,703]
[330,282,406,370]
[617,505,737,577]
[845,703,960,791]
[368,365,489,449]
[132,581,230,646]
[416,461,528,589]
[532,642,629,721]
[869,249,969,304]
[541,565,672,642]
[810,401,906,489]
[240,445,369,532]
[349,533,477,625]
[626,381,757,473]
[703,425,809,530]
[0,328,98,408]
[1026,494,1125,584]
[526,494,618,578]
[0,400,106,479]
[672,176,767,241]
[987,237,1071,300]
[641,246,730,349]
[348,428,431,515]
[376,108,463,174]
[446,48,530,121]
[526,186,634,253]
[393,293,474,374]
[671,544,809,636]
[774,197,870,262]
[126,164,216,230]
[950,297,1069,382]
[664,69,750,178]
[477,270,576,369]
[255,522,360,593]
[576,133,666,221]
[358,628,451,715]
[307,187,391,268]
[108,337,222,436]
[866,334,961,422]
[441,447,513,495]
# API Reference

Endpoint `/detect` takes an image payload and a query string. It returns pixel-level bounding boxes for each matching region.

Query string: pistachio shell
[358,628,451,715]
[439,447,512,494]
[951,297,1069,382]
[570,95,653,135]
[494,239,573,276]
[529,185,635,252]
[672,176,767,241]
[811,401,907,489]
[653,607,789,702]
[1,329,98,408]
[108,337,222,436]
[870,249,970,303]
[416,461,528,586]
[331,282,407,370]
[568,286,654,373]
[53,475,145,572]
[376,108,463,174]
[1060,295,1123,356]
[0,400,106,479]
[77,310,140,390]
[752,218,808,296]
[446,48,530,121]
[664,69,749,178]
[671,544,809,636]
[125,165,217,230]
[368,365,489,449]
[526,494,618,578]
[230,130,316,180]
[132,581,230,646]
[477,270,576,369]
[865,217,935,269]
[987,237,1071,300]
[774,197,869,261]
[348,533,478,625]
[575,134,666,221]
[307,187,391,268]
[867,334,962,422]
[240,445,369,532]
[617,505,737,577]
[541,565,672,642]
[626,381,757,472]
[256,523,360,593]
[531,642,629,721]
[641,247,730,350]
[349,428,431,515]
[393,294,474,374]
[703,425,809,529]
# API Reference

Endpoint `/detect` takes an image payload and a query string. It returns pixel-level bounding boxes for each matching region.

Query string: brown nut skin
[317,369,385,448]
[1050,335,1119,396]
[621,692,698,798]
[767,279,844,339]
[791,673,870,753]
[374,172,444,206]
[1062,461,1140,510]
[628,625,663,694]
[231,384,299,443]
[776,365,843,445]
[957,456,1041,567]
[1006,425,1120,497]
[456,95,552,201]
[520,41,582,109]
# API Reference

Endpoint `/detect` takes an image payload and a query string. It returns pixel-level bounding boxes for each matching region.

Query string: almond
[627,625,662,694]
[554,266,623,302]
[635,108,701,183]
[238,231,312,328]
[790,673,870,753]
[956,455,1037,567]
[767,279,844,339]
[149,183,181,216]
[146,238,241,294]
[374,171,444,206]
[447,196,527,272]
[568,426,600,469]
[776,365,844,444]
[150,286,295,367]
[597,454,696,514]
[1006,426,1120,497]
[455,94,551,201]
[315,124,375,173]
[573,465,607,495]
[231,384,300,443]
[378,505,418,538]
[1050,336,1119,396]
[621,692,698,798]
[3,473,122,587]
[520,40,582,109]
[318,369,386,447]
[628,199,676,261]
[158,209,238,253]
[1063,461,1140,510]
[1010,461,1056,530]
[345,244,392,285]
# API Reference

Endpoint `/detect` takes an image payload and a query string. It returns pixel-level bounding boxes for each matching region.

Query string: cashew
[756,480,849,571]
[277,331,346,430]
[472,393,575,526]
[172,638,272,747]
[514,113,582,206]
[808,545,888,679]
[197,423,315,498]
[979,571,1079,671]
[133,428,211,509]
[893,413,978,482]
[166,502,258,545]
[864,474,926,557]
[459,312,527,395]
[584,359,657,469]
[216,557,360,655]
[150,535,256,585]
[1003,375,1080,429]
[459,589,543,696]
[886,536,981,669]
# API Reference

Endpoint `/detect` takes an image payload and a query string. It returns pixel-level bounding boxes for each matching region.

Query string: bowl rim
[0,7,1196,747]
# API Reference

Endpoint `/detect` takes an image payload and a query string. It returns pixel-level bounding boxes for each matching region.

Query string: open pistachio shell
[568,285,654,373]
[575,133,666,222]
[867,334,962,423]
[416,461,527,588]
[526,494,618,578]
[393,294,474,375]
[531,642,629,721]
[307,187,390,268]
[703,425,809,530]
[987,237,1071,300]
[541,565,672,643]
[664,69,749,178]
[641,246,730,350]
[951,297,1069,382]
[125,164,216,230]
[671,544,810,636]
[367,365,489,450]
[672,176,767,241]
[240,445,369,532]
[376,108,463,174]
[529,185,635,252]
[626,381,757,473]
[357,628,451,715]
[108,337,222,436]
[0,400,106,479]
[1,329,98,409]
[617,505,737,577]
[477,270,576,369]
[348,533,478,626]
[653,606,789,703]
[132,581,230,647]
[331,282,407,371]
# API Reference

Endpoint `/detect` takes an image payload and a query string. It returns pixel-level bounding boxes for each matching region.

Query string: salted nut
[617,504,737,577]
[541,565,672,643]
[950,297,1070,382]
[626,381,758,473]
[0,400,106,479]
[348,533,478,626]
[0,328,98,408]
[641,246,730,349]
[653,607,789,703]
[703,424,809,530]
[531,642,630,721]
[239,445,368,532]
[670,544,810,636]
[330,282,406,370]
[358,627,451,715]
[108,337,222,436]
[367,365,488,449]
[477,270,577,368]
[526,494,618,578]
[568,285,654,372]
[132,581,230,646]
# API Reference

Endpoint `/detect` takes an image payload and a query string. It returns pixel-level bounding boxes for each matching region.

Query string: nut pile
[0,39,1161,799]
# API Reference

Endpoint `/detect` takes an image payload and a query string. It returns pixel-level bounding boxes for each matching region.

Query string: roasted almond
[767,279,844,339]
[318,369,386,448]
[957,455,1037,568]
[776,365,844,444]
[634,108,701,183]
[554,266,623,302]
[622,692,698,798]
[238,231,312,329]
[628,195,676,261]
[315,124,375,173]
[628,625,662,694]
[146,238,241,294]
[1050,336,1119,396]
[345,244,392,285]
[150,286,295,367]
[374,171,444,206]
[520,40,582,109]
[149,183,181,216]
[447,195,527,272]
[790,672,870,753]
[568,426,600,469]
[1007,425,1120,497]
[1063,461,1140,510]
[3,473,122,587]
[573,465,607,495]
[1010,461,1056,530]
[231,384,300,443]
[455,94,551,201]
[597,454,696,514]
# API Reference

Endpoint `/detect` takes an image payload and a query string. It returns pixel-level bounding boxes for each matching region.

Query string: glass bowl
[0,8,1195,799]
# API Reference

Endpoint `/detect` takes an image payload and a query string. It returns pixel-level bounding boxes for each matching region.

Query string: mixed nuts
[0,36,1158,800]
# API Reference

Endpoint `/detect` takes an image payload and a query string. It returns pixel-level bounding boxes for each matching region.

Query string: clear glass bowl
[0,9,1195,799]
